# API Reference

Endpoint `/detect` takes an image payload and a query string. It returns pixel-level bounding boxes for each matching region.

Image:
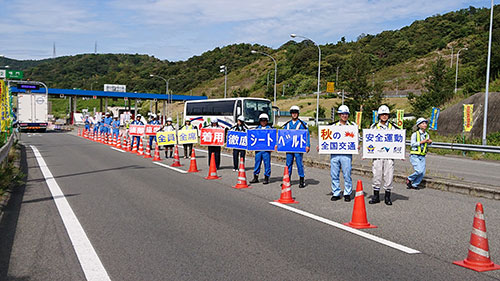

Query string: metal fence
[0,133,15,167]
[405,140,500,154]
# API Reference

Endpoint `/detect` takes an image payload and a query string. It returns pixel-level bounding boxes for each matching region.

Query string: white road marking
[153,161,188,174]
[269,202,420,254]
[30,146,111,281]
[110,147,126,153]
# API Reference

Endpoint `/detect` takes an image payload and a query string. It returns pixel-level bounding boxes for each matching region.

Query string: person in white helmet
[180,118,196,158]
[161,117,175,158]
[249,113,273,184]
[230,115,248,171]
[130,114,144,151]
[328,105,356,202]
[369,105,397,205]
[406,118,432,190]
[148,114,161,150]
[205,118,222,169]
[282,105,310,188]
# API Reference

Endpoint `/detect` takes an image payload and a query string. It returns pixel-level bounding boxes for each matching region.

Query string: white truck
[17,92,49,132]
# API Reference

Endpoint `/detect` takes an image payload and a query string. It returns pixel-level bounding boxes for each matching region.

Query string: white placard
[104,84,126,92]
[0,69,5,78]
[362,129,406,159]
[318,125,359,154]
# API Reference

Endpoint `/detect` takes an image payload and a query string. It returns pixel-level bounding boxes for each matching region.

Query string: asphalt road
[2,132,500,280]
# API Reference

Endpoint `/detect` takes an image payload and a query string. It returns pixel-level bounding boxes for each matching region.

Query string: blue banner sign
[247,129,277,151]
[277,129,308,153]
[226,131,248,150]
[429,107,440,130]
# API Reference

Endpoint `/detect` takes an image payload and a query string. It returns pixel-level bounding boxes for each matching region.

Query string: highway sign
[326,82,335,93]
[104,84,126,92]
[6,70,23,79]
[18,84,40,90]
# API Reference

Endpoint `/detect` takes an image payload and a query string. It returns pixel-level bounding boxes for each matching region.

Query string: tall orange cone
[204,152,220,180]
[171,145,182,167]
[187,149,200,173]
[116,133,122,149]
[344,180,377,229]
[137,138,144,155]
[97,132,101,142]
[143,142,152,158]
[274,166,298,204]
[123,136,130,152]
[233,157,250,189]
[131,137,138,153]
[453,203,500,272]
[152,144,161,161]
[77,128,81,136]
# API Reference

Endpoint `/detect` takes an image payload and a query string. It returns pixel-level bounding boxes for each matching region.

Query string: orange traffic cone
[204,152,220,180]
[137,138,144,155]
[171,145,182,167]
[453,203,500,272]
[233,157,250,189]
[344,180,377,229]
[110,135,115,146]
[187,149,200,173]
[97,132,101,142]
[131,137,138,153]
[274,166,298,204]
[143,142,152,158]
[123,136,130,151]
[152,144,161,161]
[116,133,122,149]
[77,128,81,136]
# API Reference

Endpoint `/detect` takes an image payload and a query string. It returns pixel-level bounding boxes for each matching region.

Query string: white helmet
[338,105,350,114]
[259,113,269,120]
[151,114,157,118]
[378,105,390,115]
[211,118,218,123]
[416,118,428,126]
[166,117,172,122]
[237,116,245,122]
[136,114,142,117]
[290,105,300,113]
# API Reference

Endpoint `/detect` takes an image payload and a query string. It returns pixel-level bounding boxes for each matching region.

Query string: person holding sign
[249,114,273,185]
[230,116,248,171]
[180,119,196,158]
[205,118,223,169]
[130,114,144,151]
[406,118,432,190]
[368,105,397,206]
[112,116,120,141]
[148,114,161,149]
[161,117,176,158]
[104,112,113,134]
[282,105,310,188]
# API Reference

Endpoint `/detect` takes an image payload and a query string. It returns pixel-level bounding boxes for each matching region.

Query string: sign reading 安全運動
[200,128,225,146]
[177,129,198,144]
[318,125,359,155]
[156,131,177,146]
[362,129,406,159]
[128,125,145,136]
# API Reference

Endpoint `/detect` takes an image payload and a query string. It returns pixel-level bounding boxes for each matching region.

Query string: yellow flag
[463,104,473,132]
[396,110,404,128]
[326,82,335,93]
[355,111,362,127]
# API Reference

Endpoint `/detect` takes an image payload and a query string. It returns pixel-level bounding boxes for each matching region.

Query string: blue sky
[0,0,487,61]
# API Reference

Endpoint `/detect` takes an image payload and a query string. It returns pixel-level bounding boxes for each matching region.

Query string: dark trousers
[232,149,246,170]
[208,146,221,169]
[183,144,193,158]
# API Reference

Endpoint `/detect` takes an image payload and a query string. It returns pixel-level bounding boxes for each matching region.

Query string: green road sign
[6,70,23,79]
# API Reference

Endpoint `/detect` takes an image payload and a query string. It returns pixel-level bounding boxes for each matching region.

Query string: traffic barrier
[233,157,250,189]
[187,149,200,173]
[143,142,152,158]
[204,152,220,180]
[344,180,377,229]
[137,138,144,155]
[152,144,161,161]
[453,203,500,272]
[171,145,182,167]
[274,166,298,204]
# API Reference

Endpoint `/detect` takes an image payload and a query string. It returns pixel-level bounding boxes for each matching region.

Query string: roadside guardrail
[405,141,500,154]
[0,133,15,167]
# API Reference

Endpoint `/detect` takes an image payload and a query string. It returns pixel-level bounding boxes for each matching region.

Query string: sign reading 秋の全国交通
[362,129,406,159]
[318,125,359,155]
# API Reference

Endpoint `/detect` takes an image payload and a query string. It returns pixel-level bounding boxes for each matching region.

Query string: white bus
[183,98,275,131]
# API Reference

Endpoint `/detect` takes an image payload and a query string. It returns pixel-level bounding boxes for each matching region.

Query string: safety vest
[411,131,429,155]
[375,122,393,129]
[182,124,193,130]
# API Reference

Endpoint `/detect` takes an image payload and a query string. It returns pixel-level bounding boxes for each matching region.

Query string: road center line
[110,147,126,153]
[269,202,420,254]
[153,161,188,173]
[30,145,111,281]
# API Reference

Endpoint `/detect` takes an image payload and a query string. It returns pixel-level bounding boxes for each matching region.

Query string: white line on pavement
[269,202,420,254]
[110,147,126,153]
[30,145,111,281]
[154,161,188,173]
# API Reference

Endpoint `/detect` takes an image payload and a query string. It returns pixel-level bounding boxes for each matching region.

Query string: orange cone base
[274,198,299,204]
[233,183,251,189]
[188,168,200,173]
[204,175,220,180]
[453,260,500,272]
[143,154,152,159]
[343,222,377,229]
[171,161,182,167]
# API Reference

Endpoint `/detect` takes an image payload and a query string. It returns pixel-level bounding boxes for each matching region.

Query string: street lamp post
[220,65,227,98]
[454,48,467,94]
[150,74,173,122]
[483,0,494,146]
[291,34,321,125]
[449,46,454,68]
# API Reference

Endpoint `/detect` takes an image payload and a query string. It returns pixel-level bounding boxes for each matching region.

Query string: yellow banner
[355,111,362,127]
[396,110,404,128]
[463,104,473,132]
[156,131,177,146]
[177,129,198,144]
[0,80,7,132]
[326,82,335,93]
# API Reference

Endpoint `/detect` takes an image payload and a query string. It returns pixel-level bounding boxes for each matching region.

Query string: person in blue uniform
[148,114,161,149]
[112,116,120,141]
[249,113,273,185]
[99,116,106,134]
[130,114,144,150]
[104,112,113,135]
[93,118,100,135]
[84,115,90,132]
[282,105,310,188]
